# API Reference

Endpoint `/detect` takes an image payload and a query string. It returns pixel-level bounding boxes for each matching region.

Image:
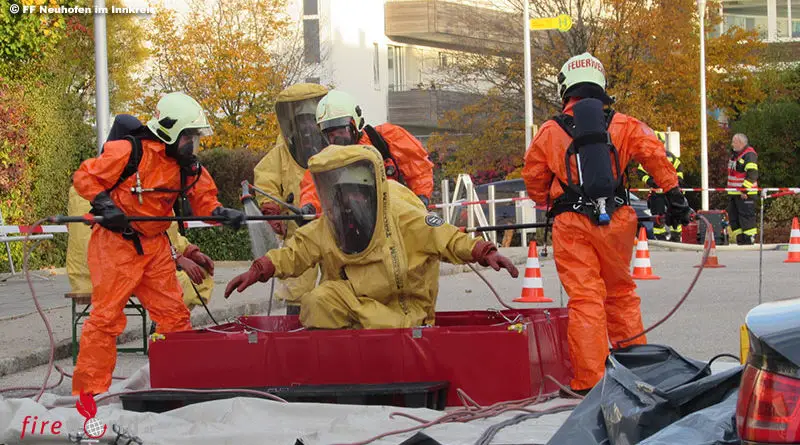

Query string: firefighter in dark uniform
[727,133,758,245]
[637,131,684,241]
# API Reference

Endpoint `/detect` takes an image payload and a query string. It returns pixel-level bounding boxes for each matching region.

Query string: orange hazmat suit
[299,123,434,212]
[522,98,679,391]
[71,138,223,395]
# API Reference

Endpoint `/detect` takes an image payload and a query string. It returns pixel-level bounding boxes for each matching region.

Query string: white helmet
[146,92,212,145]
[316,90,365,133]
[556,52,607,101]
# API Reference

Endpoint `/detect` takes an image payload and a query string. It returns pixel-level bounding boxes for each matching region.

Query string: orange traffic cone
[784,217,800,263]
[694,233,725,268]
[514,241,553,303]
[632,227,661,280]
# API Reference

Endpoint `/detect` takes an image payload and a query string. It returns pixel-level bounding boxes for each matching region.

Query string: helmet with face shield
[312,158,378,255]
[276,84,329,169]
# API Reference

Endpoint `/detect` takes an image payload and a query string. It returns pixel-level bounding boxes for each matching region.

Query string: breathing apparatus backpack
[549,98,629,226]
[101,114,201,237]
[362,124,407,187]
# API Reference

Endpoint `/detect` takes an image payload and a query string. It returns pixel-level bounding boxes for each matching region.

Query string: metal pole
[442,179,451,224]
[0,208,15,275]
[488,185,497,245]
[758,190,765,305]
[94,0,110,154]
[698,0,710,211]
[523,0,534,149]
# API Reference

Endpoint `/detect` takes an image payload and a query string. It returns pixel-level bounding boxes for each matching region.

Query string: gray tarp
[1,365,574,445]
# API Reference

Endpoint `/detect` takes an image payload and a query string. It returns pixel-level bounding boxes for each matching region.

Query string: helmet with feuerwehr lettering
[556,52,613,105]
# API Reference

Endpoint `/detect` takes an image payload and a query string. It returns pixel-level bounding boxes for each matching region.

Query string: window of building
[303,19,320,64]
[778,0,800,38]
[303,0,318,16]
[388,45,405,92]
[722,0,768,40]
[373,43,380,89]
[778,0,790,38]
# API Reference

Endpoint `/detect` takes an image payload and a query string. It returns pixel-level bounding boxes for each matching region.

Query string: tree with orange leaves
[429,0,764,181]
[140,0,320,152]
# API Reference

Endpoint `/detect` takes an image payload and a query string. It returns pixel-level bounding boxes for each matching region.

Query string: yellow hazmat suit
[66,186,213,308]
[226,145,519,329]
[253,83,329,306]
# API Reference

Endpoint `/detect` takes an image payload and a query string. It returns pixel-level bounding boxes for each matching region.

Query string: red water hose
[613,214,713,349]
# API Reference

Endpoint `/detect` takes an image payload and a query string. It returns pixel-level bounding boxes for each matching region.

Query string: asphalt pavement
[1,246,796,397]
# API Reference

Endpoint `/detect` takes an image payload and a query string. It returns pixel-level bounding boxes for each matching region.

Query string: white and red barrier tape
[425,187,800,210]
[427,196,547,211]
[3,187,799,234]
[630,187,800,193]
[0,221,215,236]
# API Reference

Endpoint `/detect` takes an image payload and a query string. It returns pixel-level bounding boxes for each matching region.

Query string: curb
[0,299,278,378]
[1,254,540,377]
[648,240,787,252]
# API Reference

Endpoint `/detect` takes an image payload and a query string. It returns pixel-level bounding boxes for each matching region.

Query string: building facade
[291,0,513,142]
[721,0,800,41]
[292,0,797,140]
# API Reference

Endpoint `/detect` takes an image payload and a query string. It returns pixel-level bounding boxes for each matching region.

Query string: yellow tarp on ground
[66,186,213,308]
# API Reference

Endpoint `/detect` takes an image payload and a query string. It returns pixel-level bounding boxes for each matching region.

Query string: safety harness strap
[363,124,407,186]
[546,109,630,225]
[107,136,143,194]
[120,228,144,255]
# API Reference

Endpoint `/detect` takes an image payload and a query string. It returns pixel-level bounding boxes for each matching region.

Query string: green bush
[185,226,255,261]
[762,220,793,244]
[0,79,32,273]
[766,194,800,224]
[731,101,800,188]
[198,148,267,209]
[24,79,94,269]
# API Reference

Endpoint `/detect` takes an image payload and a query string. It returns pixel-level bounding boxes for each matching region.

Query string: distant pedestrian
[727,133,758,245]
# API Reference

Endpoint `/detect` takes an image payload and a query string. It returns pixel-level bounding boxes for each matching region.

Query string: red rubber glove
[182,244,214,276]
[260,201,286,237]
[471,241,519,278]
[176,255,206,284]
[224,256,275,299]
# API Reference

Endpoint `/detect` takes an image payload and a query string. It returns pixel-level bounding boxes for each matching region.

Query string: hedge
[731,101,800,188]
[197,147,267,209]
[0,77,93,272]
[185,226,255,261]
[183,147,268,260]
[26,80,94,269]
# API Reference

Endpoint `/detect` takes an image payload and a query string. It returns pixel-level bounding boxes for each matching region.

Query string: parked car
[449,179,654,238]
[736,297,800,445]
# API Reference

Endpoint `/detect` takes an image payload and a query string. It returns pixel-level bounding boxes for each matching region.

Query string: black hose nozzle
[49,214,97,225]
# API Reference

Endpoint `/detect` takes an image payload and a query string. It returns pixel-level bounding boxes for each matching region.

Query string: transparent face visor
[313,161,378,254]
[178,134,200,154]
[179,127,213,153]
[277,99,328,168]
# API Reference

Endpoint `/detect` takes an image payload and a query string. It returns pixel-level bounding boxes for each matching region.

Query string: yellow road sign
[529,14,573,32]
